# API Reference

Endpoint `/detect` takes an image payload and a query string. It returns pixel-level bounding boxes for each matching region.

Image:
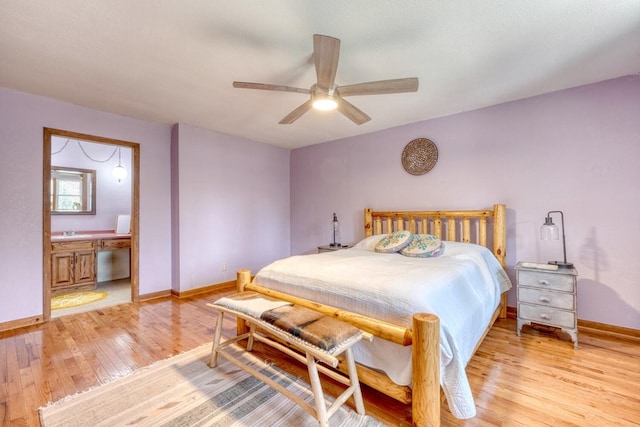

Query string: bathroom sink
[55,234,92,239]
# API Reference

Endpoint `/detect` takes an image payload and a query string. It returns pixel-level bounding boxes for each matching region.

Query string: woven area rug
[51,290,108,310]
[39,343,386,426]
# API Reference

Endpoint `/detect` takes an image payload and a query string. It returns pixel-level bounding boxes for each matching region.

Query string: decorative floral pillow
[374,230,414,253]
[400,234,443,258]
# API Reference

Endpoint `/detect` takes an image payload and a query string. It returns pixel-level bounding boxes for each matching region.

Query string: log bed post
[364,208,373,237]
[237,269,251,292]
[492,204,508,318]
[236,269,252,335]
[492,204,507,269]
[412,313,440,427]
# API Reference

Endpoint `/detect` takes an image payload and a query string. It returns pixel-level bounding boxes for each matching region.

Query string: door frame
[43,128,140,320]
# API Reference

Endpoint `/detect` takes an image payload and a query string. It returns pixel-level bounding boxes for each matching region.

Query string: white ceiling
[1,1,639,149]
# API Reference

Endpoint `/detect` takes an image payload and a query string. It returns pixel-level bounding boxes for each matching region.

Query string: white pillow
[374,230,414,253]
[400,234,443,258]
[353,234,388,251]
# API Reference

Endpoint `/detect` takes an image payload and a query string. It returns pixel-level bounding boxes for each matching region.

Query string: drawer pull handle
[538,296,551,303]
[539,313,551,320]
[538,280,549,285]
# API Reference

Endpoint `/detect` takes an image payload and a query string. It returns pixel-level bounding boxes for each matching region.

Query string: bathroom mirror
[51,166,96,214]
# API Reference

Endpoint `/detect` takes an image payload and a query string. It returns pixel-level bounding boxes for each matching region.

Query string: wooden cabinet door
[52,252,74,288]
[74,250,96,285]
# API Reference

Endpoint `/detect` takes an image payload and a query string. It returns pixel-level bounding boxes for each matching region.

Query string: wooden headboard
[364,204,506,268]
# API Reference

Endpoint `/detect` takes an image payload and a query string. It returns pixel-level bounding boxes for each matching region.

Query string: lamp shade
[112,146,127,183]
[540,218,559,240]
[112,164,127,182]
[540,211,573,269]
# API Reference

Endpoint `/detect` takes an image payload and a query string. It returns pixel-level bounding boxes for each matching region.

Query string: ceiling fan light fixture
[311,85,338,111]
[312,96,338,111]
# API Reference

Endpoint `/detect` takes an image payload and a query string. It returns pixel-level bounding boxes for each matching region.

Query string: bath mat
[51,291,108,310]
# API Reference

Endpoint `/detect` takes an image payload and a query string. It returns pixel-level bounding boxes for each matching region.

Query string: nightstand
[516,262,579,348]
[318,244,351,253]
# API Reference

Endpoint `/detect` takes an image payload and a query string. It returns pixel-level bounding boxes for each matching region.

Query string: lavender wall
[172,124,290,291]
[290,75,640,330]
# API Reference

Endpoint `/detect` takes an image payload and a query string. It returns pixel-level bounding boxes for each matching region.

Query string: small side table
[516,262,579,348]
[318,244,351,253]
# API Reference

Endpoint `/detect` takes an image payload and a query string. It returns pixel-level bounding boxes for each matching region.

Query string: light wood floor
[1,286,638,426]
[51,278,131,318]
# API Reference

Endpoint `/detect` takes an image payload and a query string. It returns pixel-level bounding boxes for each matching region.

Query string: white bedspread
[253,239,512,419]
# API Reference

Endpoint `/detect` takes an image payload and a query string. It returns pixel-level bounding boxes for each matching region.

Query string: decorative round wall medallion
[401,138,438,175]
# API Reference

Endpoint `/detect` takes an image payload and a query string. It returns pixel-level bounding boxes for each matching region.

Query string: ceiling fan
[232,34,419,125]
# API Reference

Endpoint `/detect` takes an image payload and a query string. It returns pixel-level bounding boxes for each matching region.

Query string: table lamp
[330,213,341,247]
[540,210,573,269]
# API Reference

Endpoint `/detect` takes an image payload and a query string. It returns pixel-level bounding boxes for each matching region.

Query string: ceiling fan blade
[279,99,314,124]
[337,99,371,125]
[313,34,340,90]
[338,77,419,96]
[233,81,310,94]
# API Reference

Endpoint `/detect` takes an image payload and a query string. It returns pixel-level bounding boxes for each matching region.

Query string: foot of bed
[412,313,440,427]
[236,270,252,335]
[499,293,508,319]
[237,269,252,292]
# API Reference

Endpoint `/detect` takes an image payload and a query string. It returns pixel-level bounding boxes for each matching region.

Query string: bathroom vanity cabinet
[51,240,97,292]
[50,232,131,294]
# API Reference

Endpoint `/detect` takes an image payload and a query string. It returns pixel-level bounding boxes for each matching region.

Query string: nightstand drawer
[518,270,575,292]
[518,303,576,329]
[518,287,575,310]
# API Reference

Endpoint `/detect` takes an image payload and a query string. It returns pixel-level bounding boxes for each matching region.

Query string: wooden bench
[208,291,372,427]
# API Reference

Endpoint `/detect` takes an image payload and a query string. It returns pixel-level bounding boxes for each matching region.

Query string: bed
[236,204,510,426]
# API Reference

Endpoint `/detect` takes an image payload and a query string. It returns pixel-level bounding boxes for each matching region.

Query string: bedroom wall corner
[174,123,291,293]
[170,124,180,293]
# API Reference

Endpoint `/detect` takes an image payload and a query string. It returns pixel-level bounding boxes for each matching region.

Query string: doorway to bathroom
[43,128,140,320]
